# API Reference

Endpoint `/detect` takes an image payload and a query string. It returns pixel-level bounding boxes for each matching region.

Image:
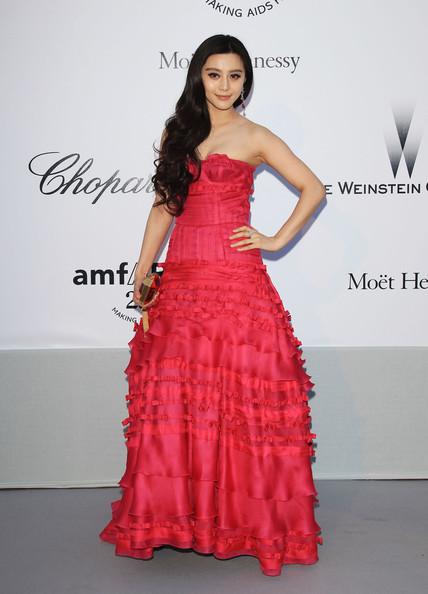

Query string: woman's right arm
[133,128,173,305]
[132,200,174,304]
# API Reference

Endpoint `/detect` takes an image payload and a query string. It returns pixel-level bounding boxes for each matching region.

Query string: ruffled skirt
[99,260,322,576]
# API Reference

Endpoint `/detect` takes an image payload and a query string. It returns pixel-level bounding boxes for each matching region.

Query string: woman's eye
[208,73,241,79]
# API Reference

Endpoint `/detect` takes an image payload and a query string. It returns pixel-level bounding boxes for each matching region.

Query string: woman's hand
[133,268,160,310]
[133,271,146,307]
[229,225,281,252]
[133,268,152,308]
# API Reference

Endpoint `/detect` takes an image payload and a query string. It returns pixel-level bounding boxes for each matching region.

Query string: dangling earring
[240,88,246,117]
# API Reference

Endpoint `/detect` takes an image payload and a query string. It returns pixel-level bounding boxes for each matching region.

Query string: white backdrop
[1,1,427,487]
[1,0,427,349]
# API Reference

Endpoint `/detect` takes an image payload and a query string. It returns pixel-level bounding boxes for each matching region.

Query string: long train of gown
[99,153,323,576]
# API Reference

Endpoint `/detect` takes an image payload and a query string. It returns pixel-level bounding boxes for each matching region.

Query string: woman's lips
[216,95,232,100]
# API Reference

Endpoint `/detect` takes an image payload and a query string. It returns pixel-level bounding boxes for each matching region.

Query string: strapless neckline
[200,152,256,171]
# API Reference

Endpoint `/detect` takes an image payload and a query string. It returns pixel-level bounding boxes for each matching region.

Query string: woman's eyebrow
[204,67,244,72]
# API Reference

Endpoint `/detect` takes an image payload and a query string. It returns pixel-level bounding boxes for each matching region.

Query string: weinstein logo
[332,106,426,198]
[385,107,422,178]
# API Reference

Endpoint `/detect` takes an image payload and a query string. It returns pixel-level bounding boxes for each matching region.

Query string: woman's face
[201,53,245,112]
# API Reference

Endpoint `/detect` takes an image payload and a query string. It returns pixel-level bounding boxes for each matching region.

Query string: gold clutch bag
[138,272,161,307]
[137,267,163,332]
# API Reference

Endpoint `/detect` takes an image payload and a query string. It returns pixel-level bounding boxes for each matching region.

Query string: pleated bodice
[165,153,262,265]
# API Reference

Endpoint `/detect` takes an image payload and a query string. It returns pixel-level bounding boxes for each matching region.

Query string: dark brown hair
[151,34,253,216]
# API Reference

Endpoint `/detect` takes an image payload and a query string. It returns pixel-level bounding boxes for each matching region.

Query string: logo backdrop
[1,0,427,348]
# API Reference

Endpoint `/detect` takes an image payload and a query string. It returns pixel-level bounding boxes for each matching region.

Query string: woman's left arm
[229,125,326,253]
[261,126,327,249]
[259,125,326,249]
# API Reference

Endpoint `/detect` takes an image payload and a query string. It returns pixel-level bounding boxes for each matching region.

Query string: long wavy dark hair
[151,34,253,217]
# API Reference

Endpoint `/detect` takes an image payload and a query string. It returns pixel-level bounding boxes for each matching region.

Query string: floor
[1,480,427,594]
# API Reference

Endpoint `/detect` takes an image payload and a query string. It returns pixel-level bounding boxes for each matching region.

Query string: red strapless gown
[99,153,323,576]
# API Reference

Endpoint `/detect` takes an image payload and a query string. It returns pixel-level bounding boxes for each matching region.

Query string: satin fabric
[99,153,323,576]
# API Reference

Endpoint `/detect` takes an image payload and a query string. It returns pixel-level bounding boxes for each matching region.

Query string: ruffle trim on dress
[157,289,283,316]
[100,494,323,576]
[128,356,314,402]
[100,259,322,576]
[127,265,314,398]
[129,317,314,397]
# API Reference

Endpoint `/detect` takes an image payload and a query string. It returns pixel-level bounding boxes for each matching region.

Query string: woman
[99,33,325,577]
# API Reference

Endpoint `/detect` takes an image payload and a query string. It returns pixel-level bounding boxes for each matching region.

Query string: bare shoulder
[239,119,280,167]
[237,115,263,140]
[234,116,269,166]
[251,122,285,164]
